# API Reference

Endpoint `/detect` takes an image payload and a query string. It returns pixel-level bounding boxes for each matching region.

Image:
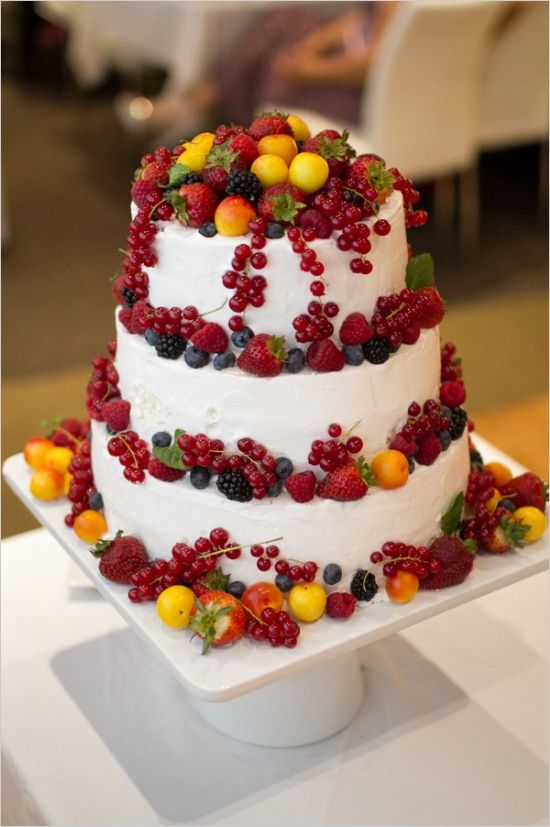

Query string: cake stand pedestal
[3,435,548,748]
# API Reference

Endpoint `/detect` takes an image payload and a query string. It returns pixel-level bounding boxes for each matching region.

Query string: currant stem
[200,536,284,560]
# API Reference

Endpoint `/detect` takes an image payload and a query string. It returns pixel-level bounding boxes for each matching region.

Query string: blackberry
[285,347,306,374]
[323,563,342,586]
[363,337,391,365]
[121,287,138,307]
[216,468,253,502]
[152,431,172,448]
[448,406,468,440]
[231,327,254,348]
[265,221,285,239]
[180,171,203,184]
[343,344,364,366]
[199,221,217,237]
[350,569,378,602]
[213,351,236,370]
[155,333,187,359]
[184,346,210,369]
[227,580,246,599]
[190,466,212,489]
[226,170,262,202]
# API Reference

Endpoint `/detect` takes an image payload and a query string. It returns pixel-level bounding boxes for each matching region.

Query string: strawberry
[203,142,244,193]
[297,208,332,238]
[172,183,219,228]
[190,322,229,354]
[499,472,548,511]
[317,456,375,502]
[102,399,130,432]
[284,470,317,503]
[248,112,293,141]
[90,531,149,584]
[189,590,247,653]
[191,567,230,597]
[302,129,355,177]
[346,154,395,202]
[237,334,287,377]
[306,339,345,372]
[257,183,306,224]
[229,132,259,166]
[483,512,529,553]
[147,457,185,482]
[415,287,446,328]
[339,313,374,346]
[421,535,475,589]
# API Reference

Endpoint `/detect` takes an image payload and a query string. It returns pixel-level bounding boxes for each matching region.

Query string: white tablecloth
[2,528,548,826]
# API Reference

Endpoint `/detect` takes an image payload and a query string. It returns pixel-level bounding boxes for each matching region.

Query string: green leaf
[41,416,64,434]
[405,253,435,291]
[357,456,378,487]
[440,492,464,535]
[152,428,188,470]
[167,163,191,187]
[463,538,477,555]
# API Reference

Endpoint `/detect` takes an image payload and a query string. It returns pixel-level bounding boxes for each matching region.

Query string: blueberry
[267,479,284,497]
[275,456,294,480]
[213,350,236,370]
[227,581,246,599]
[440,405,453,422]
[190,466,212,489]
[498,498,516,512]
[152,431,172,448]
[145,328,160,347]
[275,573,293,592]
[184,346,210,369]
[88,491,104,511]
[199,221,217,237]
[407,456,416,474]
[231,327,254,348]
[285,347,306,374]
[323,563,342,585]
[438,430,452,451]
[342,344,364,366]
[265,221,284,239]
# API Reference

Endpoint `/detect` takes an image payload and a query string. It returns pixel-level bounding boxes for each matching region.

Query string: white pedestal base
[190,650,365,747]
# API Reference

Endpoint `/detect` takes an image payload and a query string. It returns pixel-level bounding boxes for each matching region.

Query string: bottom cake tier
[91,422,470,585]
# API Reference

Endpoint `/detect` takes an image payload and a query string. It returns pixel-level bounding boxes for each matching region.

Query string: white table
[2,528,548,826]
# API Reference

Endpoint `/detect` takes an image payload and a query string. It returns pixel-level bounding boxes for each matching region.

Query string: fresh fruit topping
[370,450,409,489]
[189,322,229,354]
[90,530,148,583]
[284,470,317,503]
[287,114,311,142]
[257,183,306,223]
[288,582,327,622]
[306,339,345,372]
[147,457,185,482]
[248,112,293,141]
[419,535,474,589]
[296,208,332,238]
[229,132,259,166]
[226,170,263,202]
[302,129,355,177]
[440,381,466,408]
[339,312,374,346]
[512,506,547,542]
[30,468,64,501]
[250,153,289,188]
[346,154,395,202]
[484,461,513,488]
[414,286,445,328]
[350,569,378,602]
[385,570,419,603]
[317,456,375,502]
[323,563,343,585]
[288,152,330,194]
[73,509,108,543]
[216,468,253,502]
[363,337,391,364]
[102,399,131,432]
[192,566,231,597]
[247,608,301,648]
[24,437,56,470]
[170,183,218,228]
[325,591,357,618]
[184,346,210,369]
[237,333,287,377]
[415,432,443,466]
[499,472,548,511]
[257,133,298,166]
[214,194,257,236]
[241,581,284,617]
[189,590,247,653]
[43,446,74,475]
[156,585,195,629]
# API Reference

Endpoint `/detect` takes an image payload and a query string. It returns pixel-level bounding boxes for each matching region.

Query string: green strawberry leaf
[166,190,189,223]
[368,160,395,193]
[152,428,188,470]
[357,456,378,487]
[405,253,435,291]
[41,416,64,434]
[440,492,464,535]
[89,530,122,558]
[463,538,477,555]
[204,142,239,171]
[167,163,192,188]
[270,193,306,223]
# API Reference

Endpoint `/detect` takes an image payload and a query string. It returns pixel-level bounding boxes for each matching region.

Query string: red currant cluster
[441,341,463,383]
[369,541,442,580]
[249,542,282,572]
[136,145,176,220]
[287,226,326,296]
[292,300,339,343]
[247,609,300,648]
[117,209,157,305]
[150,305,205,338]
[127,555,194,603]
[107,431,151,483]
[64,441,95,527]
[176,432,226,471]
[234,437,280,499]
[461,504,509,549]
[390,399,451,466]
[86,355,121,421]
[390,168,428,229]
[465,468,496,507]
[220,217,270,325]
[336,219,373,275]
[308,422,363,471]
[371,289,426,348]
[273,559,318,582]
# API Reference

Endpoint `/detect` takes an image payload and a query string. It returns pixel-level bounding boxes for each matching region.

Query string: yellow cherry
[23,437,56,470]
[288,152,329,194]
[485,461,513,488]
[370,450,409,490]
[30,468,64,501]
[157,585,196,629]
[288,582,327,622]
[287,114,311,142]
[73,510,108,543]
[257,134,298,166]
[513,506,547,542]
[44,446,74,475]
[250,154,289,187]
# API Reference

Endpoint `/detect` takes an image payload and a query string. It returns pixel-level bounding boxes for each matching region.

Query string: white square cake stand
[3,435,548,747]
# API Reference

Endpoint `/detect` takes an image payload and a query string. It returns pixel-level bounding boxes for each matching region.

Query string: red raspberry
[190,322,229,354]
[131,178,162,208]
[339,312,374,346]
[297,208,332,239]
[415,287,446,328]
[415,432,442,466]
[202,165,230,194]
[306,339,345,373]
[102,399,130,432]
[147,457,185,482]
[326,592,357,618]
[284,471,317,503]
[118,307,133,332]
[440,380,466,407]
[141,161,169,184]
[389,433,417,456]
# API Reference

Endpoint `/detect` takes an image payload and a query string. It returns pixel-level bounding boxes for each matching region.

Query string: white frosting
[142,190,407,340]
[91,422,470,584]
[115,313,441,460]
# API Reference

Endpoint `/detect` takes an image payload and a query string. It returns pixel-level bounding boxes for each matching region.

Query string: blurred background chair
[271,1,507,248]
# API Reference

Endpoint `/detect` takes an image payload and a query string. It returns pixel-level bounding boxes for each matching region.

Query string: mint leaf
[167,163,191,187]
[405,253,435,291]
[440,492,464,535]
[152,428,188,470]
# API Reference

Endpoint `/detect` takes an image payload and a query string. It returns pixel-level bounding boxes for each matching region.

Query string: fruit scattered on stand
[30,468,64,501]
[288,582,327,622]
[190,590,247,653]
[156,585,195,629]
[512,506,547,543]
[241,581,284,616]
[90,530,148,583]
[73,509,108,543]
[24,437,56,470]
[385,570,419,603]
